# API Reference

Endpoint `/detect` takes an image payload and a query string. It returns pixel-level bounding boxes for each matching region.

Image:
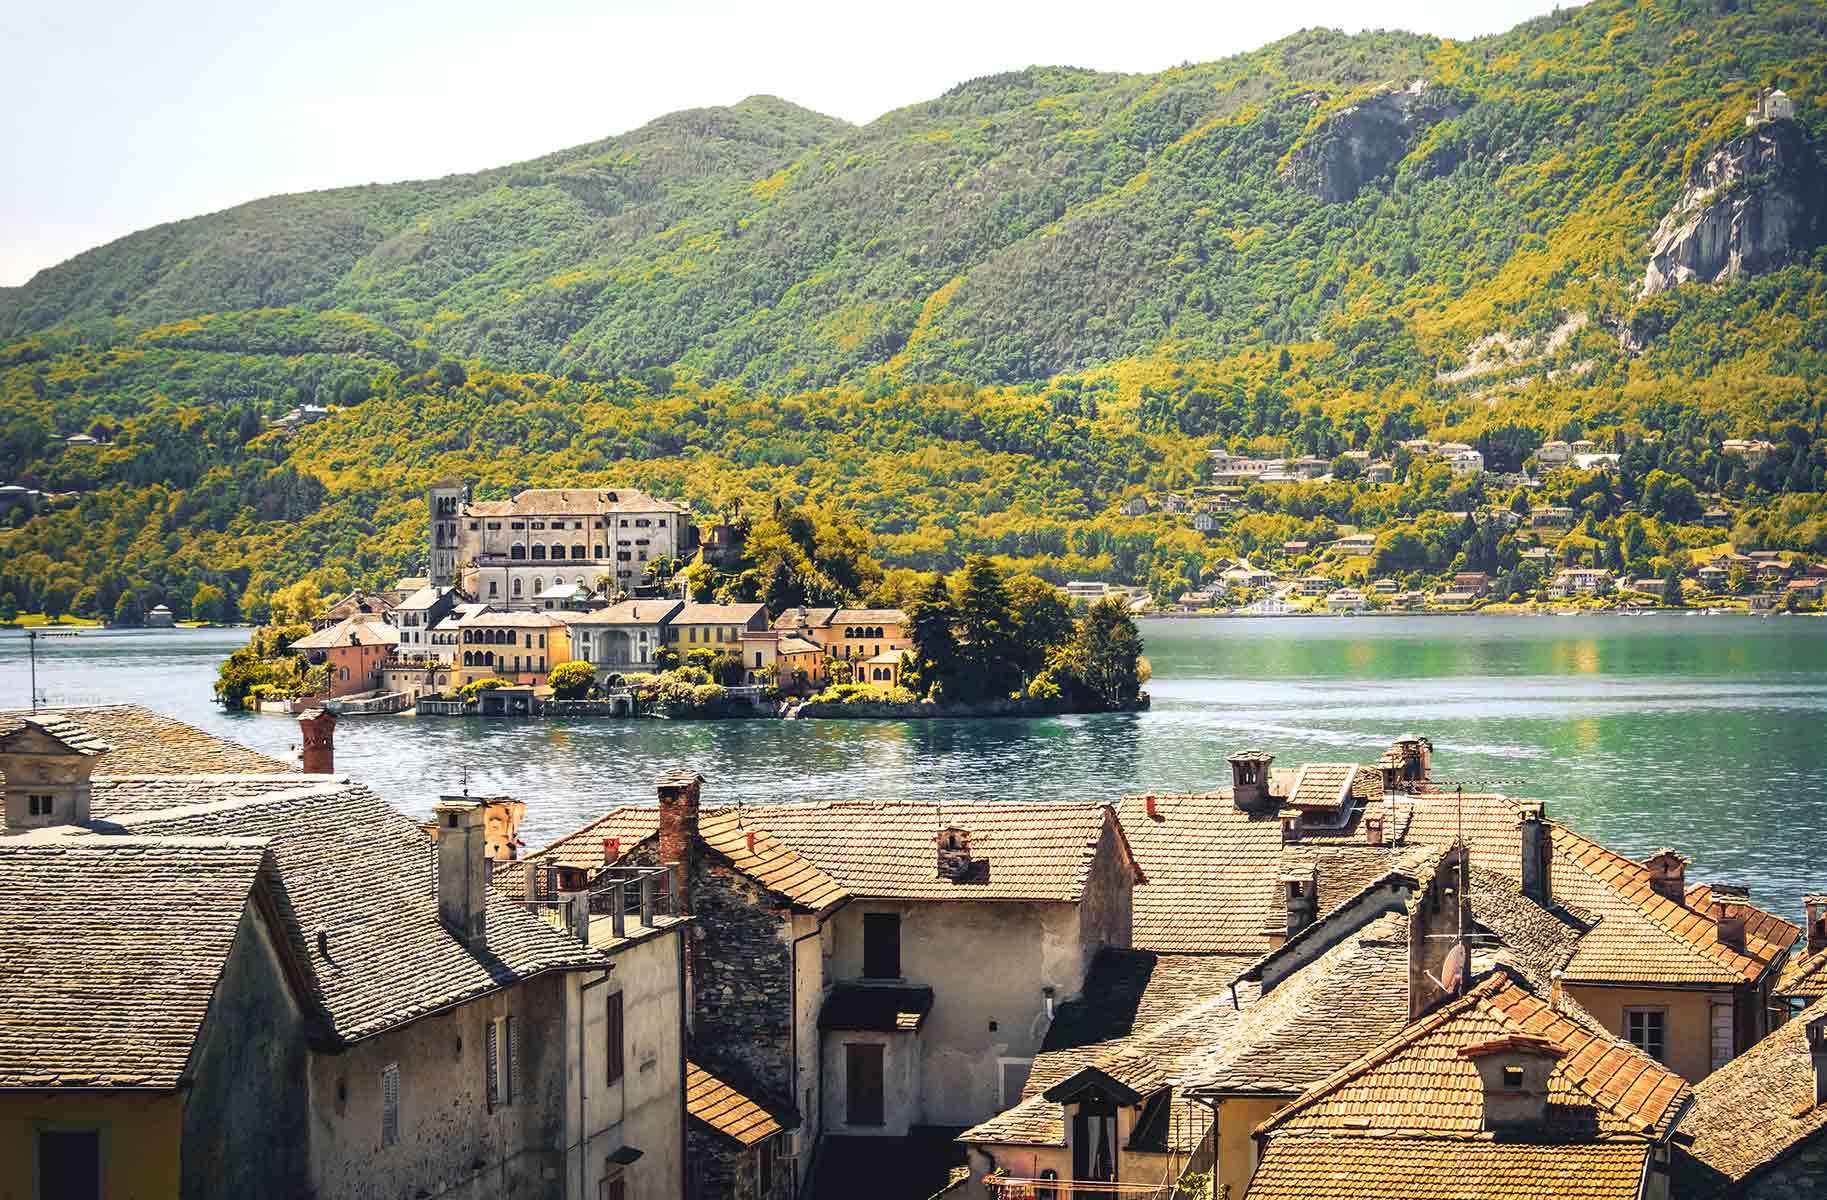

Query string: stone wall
[1750,1134,1827,1200]
[690,857,797,1105]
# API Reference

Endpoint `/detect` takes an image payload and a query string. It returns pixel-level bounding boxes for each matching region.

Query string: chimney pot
[1518,803,1550,904]
[1804,894,1827,957]
[299,708,337,774]
[435,799,488,948]
[1549,969,1564,1012]
[1711,884,1750,953]
[1229,750,1276,813]
[603,836,620,865]
[1144,794,1159,820]
[1280,811,1302,844]
[1364,809,1386,846]
[746,830,757,853]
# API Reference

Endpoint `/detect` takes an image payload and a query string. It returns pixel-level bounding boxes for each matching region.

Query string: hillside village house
[289,616,400,697]
[394,585,465,655]
[666,602,770,652]
[314,588,398,631]
[509,774,1146,1197]
[1552,568,1616,598]
[428,481,693,604]
[772,607,912,668]
[0,706,685,1200]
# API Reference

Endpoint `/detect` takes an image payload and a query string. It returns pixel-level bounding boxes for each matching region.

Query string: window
[489,581,499,597]
[863,913,901,979]
[486,1016,517,1111]
[28,794,54,817]
[1501,1065,1524,1089]
[381,1062,401,1146]
[1626,1009,1666,1061]
[36,1128,101,1200]
[606,991,625,1084]
[600,1171,627,1200]
[999,1058,1034,1109]
[845,1043,885,1126]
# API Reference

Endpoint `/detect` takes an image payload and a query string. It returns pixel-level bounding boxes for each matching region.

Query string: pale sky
[0,0,1582,287]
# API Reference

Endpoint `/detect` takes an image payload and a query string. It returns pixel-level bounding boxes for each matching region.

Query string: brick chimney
[435,799,489,948]
[1229,750,1276,813]
[0,716,108,830]
[1805,895,1827,957]
[299,708,336,774]
[1517,803,1551,904]
[1711,884,1749,953]
[657,769,704,914]
[1808,1016,1827,1107]
[1644,848,1689,903]
[1459,1036,1566,1130]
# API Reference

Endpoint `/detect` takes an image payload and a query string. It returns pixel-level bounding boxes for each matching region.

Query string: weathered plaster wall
[820,1030,923,1136]
[827,901,1092,1128]
[180,905,310,1197]
[306,973,569,1200]
[0,1093,181,1200]
[578,929,685,1200]
[1215,1095,1285,1200]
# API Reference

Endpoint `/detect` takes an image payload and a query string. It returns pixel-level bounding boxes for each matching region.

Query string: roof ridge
[107,780,354,828]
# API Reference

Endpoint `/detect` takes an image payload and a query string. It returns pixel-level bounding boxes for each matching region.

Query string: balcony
[522,862,685,944]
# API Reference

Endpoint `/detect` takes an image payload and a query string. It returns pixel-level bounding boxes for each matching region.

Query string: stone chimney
[1644,848,1689,903]
[1363,808,1386,846]
[936,825,974,881]
[435,799,488,948]
[1229,750,1276,813]
[1283,869,1318,938]
[657,769,704,914]
[1393,735,1431,786]
[1459,1036,1566,1130]
[1279,810,1302,844]
[299,708,337,774]
[1808,1016,1827,1107]
[0,716,108,830]
[1517,803,1551,904]
[1711,884,1749,954]
[1804,894,1827,957]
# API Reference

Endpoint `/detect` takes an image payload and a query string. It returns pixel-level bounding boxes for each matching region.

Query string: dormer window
[1502,1065,1524,1089]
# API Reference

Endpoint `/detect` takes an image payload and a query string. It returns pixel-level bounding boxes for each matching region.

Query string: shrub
[549,659,595,699]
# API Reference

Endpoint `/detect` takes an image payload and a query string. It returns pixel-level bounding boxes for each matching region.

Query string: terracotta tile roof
[698,807,849,912]
[1779,945,1827,1001]
[818,984,935,1033]
[0,705,293,775]
[1675,997,1827,1190]
[737,801,1138,904]
[1246,1137,1655,1200]
[1260,971,1689,1139]
[1287,763,1360,811]
[288,617,399,650]
[102,780,607,1044]
[562,599,682,626]
[772,606,835,629]
[775,635,825,656]
[688,1059,786,1147]
[0,836,273,1088]
[494,806,661,900]
[1550,825,1797,986]
[672,603,766,625]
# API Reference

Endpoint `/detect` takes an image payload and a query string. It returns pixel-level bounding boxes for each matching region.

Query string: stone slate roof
[1550,824,1797,986]
[0,836,273,1088]
[0,705,292,775]
[688,1059,786,1148]
[89,775,341,820]
[1674,997,1827,1193]
[1183,913,1415,1097]
[101,779,607,1044]
[0,714,111,755]
[1036,949,1257,1056]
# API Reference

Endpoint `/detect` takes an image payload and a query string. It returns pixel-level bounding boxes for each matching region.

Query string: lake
[4,614,1825,925]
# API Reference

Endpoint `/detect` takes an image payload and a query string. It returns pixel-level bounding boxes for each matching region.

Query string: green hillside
[3,0,1826,620]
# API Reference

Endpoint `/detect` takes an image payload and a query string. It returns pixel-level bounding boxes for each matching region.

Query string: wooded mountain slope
[2,0,1825,617]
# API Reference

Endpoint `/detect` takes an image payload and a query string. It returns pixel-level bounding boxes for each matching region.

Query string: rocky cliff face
[1281,80,1463,204]
[1639,121,1826,298]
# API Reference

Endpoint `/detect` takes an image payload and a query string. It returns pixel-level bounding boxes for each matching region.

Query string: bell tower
[427,477,470,587]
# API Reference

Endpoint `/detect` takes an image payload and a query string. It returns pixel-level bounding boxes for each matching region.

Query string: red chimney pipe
[298,709,336,774]
[603,836,620,865]
[746,830,757,853]
[1145,794,1159,820]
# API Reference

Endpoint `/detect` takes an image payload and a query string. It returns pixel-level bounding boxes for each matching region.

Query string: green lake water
[4,613,1824,924]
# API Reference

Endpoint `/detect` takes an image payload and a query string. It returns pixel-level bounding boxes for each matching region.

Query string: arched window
[513,579,523,596]
[594,544,606,558]
[510,543,526,560]
[484,652,494,667]
[553,577,565,589]
[462,651,472,665]
[531,544,546,561]
[533,578,544,596]
[572,544,587,559]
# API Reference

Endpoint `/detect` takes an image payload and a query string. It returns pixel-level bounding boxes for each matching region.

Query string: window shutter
[505,1015,518,1105]
[381,1062,400,1147]
[486,1020,500,1111]
[606,992,625,1085]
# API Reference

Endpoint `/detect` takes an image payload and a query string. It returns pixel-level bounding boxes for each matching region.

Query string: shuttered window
[487,1016,517,1110]
[486,1020,500,1111]
[505,1016,518,1105]
[381,1062,400,1146]
[606,992,625,1085]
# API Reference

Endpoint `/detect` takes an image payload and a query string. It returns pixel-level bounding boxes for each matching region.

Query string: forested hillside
[3,0,1826,619]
